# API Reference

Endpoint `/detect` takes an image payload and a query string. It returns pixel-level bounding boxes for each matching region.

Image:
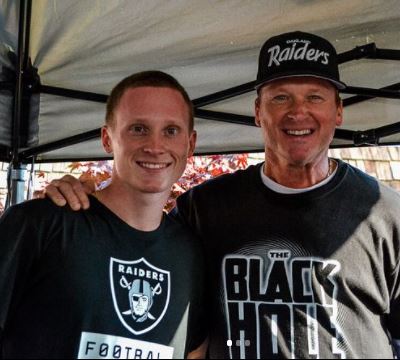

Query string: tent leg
[9,164,27,206]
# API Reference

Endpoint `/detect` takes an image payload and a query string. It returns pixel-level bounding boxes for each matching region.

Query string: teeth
[139,162,169,170]
[286,130,312,136]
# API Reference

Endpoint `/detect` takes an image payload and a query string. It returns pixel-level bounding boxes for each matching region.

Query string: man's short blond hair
[106,71,194,131]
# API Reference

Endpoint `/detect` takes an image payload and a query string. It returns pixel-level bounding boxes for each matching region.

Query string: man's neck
[95,180,169,232]
[264,152,334,189]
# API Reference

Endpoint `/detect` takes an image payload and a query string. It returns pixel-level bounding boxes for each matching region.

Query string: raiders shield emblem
[110,258,171,335]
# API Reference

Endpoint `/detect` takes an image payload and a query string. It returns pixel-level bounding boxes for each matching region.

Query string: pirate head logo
[120,277,163,323]
[110,258,170,335]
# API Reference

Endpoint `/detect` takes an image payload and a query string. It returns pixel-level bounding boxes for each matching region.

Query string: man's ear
[102,126,113,154]
[188,130,197,158]
[255,98,261,127]
[336,102,344,127]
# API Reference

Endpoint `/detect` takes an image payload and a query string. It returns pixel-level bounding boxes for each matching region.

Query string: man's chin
[284,149,320,166]
[140,184,173,195]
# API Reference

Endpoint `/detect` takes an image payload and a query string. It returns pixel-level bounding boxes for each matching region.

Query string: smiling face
[102,86,197,195]
[255,77,343,167]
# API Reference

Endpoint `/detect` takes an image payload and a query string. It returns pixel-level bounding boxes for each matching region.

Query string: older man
[41,32,400,359]
[177,31,400,359]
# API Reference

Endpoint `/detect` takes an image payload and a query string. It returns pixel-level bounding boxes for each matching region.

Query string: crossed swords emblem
[119,275,162,321]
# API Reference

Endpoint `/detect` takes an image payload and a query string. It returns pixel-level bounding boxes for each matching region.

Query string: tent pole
[9,0,32,206]
[9,164,27,206]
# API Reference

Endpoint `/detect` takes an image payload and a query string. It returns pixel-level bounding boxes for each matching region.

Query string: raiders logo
[110,258,171,335]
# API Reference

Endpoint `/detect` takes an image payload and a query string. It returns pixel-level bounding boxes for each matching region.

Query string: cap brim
[255,73,347,90]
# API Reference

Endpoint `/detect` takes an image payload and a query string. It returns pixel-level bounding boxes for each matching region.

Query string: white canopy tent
[1,0,400,204]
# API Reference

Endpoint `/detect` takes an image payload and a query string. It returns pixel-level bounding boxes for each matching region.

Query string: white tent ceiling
[0,0,400,162]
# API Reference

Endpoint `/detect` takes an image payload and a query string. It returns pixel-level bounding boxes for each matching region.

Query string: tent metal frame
[2,0,400,165]
[4,0,32,207]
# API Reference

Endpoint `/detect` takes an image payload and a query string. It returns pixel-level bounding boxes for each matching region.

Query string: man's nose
[143,134,166,154]
[287,99,308,120]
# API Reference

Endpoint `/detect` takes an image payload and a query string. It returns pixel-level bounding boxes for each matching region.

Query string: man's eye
[165,127,180,136]
[308,95,324,102]
[130,125,147,135]
[272,95,289,103]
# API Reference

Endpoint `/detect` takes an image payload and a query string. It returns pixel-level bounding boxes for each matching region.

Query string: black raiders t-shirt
[176,160,400,359]
[0,197,206,359]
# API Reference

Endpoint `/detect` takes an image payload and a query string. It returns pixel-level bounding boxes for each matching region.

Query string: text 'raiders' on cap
[256,31,346,90]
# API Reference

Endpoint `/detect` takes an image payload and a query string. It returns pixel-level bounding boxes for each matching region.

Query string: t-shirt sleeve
[0,202,49,345]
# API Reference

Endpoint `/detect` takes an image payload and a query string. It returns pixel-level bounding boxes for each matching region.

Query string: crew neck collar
[260,160,339,194]
[252,159,348,202]
[89,195,167,237]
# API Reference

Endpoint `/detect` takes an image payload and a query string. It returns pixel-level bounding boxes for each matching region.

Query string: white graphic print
[110,258,170,335]
[223,250,347,359]
[267,39,330,67]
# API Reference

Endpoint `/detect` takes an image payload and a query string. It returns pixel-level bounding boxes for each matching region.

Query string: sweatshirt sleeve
[387,259,400,340]
[172,191,191,227]
[174,189,200,231]
[185,239,209,354]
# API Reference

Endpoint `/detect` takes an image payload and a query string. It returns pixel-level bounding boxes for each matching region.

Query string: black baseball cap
[256,31,346,90]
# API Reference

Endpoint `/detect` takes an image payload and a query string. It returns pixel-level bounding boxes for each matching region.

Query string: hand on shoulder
[34,174,96,211]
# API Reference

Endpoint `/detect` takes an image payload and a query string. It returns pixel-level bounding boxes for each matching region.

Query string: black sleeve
[171,197,187,224]
[0,205,38,334]
[174,190,196,228]
[185,238,209,355]
[176,191,210,353]
[0,201,54,348]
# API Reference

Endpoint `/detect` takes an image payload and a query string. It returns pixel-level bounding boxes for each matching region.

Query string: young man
[0,71,208,359]
[41,32,400,359]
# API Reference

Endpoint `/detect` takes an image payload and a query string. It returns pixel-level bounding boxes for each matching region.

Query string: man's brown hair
[106,71,194,131]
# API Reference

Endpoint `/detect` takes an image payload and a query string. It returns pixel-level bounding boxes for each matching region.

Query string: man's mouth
[136,161,172,170]
[284,129,314,136]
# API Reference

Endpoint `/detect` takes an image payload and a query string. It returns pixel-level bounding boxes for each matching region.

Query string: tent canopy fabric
[1,0,400,162]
